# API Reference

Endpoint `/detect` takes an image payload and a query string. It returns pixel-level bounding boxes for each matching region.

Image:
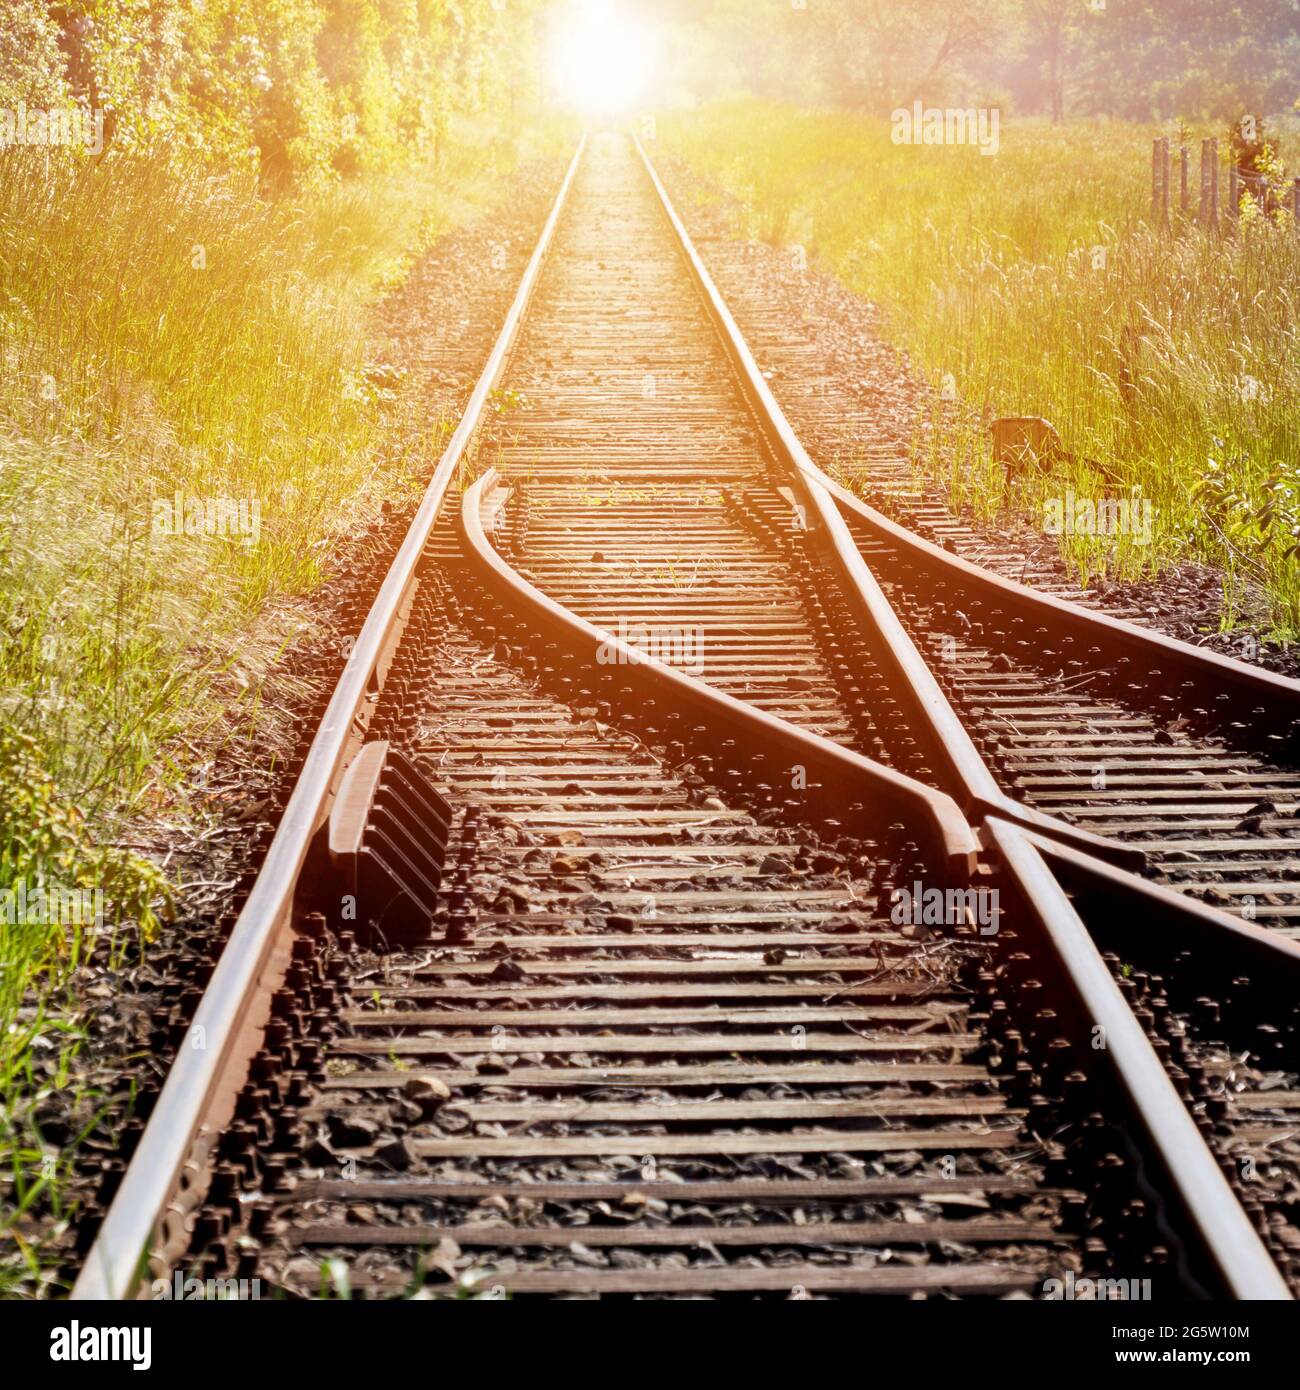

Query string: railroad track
[832,510,1300,935]
[70,132,1300,1301]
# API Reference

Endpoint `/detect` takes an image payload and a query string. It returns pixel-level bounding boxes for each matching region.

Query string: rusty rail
[70,131,1298,1302]
[71,139,588,1302]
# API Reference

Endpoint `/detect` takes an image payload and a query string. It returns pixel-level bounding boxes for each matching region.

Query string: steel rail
[459,470,980,881]
[817,471,1300,744]
[1016,822,1300,979]
[633,140,1300,750]
[632,135,1295,1297]
[635,137,1157,868]
[73,129,1296,1302]
[983,815,1292,1300]
[72,138,588,1301]
[464,463,1291,1301]
[795,466,1147,870]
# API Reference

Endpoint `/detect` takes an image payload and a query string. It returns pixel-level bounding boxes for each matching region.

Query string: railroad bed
[257,571,1078,1298]
[492,135,1300,937]
[70,132,1300,1301]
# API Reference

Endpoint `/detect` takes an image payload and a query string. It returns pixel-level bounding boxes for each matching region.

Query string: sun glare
[546,0,660,117]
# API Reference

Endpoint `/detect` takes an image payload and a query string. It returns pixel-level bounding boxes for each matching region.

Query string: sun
[545,0,661,117]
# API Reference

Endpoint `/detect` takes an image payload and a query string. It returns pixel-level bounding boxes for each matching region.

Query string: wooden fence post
[1151,138,1161,222]
[1179,143,1189,217]
[1293,177,1300,229]
[1162,138,1172,228]
[1209,138,1220,232]
[1228,162,1239,233]
[1198,138,1209,226]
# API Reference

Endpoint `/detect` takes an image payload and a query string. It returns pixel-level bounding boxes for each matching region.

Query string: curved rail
[72,130,1297,1302]
[793,465,1146,870]
[72,139,588,1301]
[821,474,1300,745]
[459,470,980,881]
[463,462,1292,1300]
[1019,822,1300,978]
[634,136,1300,756]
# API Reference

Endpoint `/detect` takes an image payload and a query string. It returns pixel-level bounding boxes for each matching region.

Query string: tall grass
[662,101,1300,638]
[0,114,568,1278]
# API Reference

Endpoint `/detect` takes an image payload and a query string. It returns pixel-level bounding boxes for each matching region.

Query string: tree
[1021,0,1087,122]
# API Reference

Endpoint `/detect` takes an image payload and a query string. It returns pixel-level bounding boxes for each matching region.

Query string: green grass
[0,111,573,1289]
[661,100,1300,639]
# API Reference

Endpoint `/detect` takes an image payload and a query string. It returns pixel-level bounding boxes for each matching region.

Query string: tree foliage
[666,0,1300,121]
[4,1,543,185]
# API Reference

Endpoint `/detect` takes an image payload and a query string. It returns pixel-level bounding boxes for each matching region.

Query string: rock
[609,1250,648,1268]
[401,1077,450,1119]
[282,1256,326,1288]
[489,958,525,983]
[304,1139,334,1167]
[374,1136,415,1170]
[759,854,791,874]
[327,1114,381,1148]
[428,1236,461,1279]
[403,1075,451,1103]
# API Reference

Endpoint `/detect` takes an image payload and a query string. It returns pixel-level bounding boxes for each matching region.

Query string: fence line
[1152,136,1300,232]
